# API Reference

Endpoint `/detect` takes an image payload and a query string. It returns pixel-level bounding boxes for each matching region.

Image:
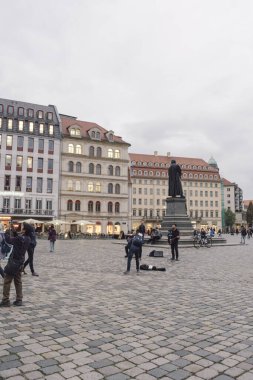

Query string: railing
[0,208,54,216]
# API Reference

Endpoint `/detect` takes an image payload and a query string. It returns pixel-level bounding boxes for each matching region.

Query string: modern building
[59,115,130,235]
[0,98,61,228]
[129,152,222,231]
[222,178,245,226]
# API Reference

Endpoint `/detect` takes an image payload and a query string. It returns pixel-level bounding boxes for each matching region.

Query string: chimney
[167,152,170,157]
[154,151,158,156]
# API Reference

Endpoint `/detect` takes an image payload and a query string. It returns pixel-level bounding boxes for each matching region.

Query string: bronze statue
[168,160,184,197]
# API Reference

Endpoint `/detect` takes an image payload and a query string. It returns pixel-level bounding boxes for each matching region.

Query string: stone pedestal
[161,197,193,235]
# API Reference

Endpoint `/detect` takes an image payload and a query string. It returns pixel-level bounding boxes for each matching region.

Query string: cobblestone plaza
[0,237,253,380]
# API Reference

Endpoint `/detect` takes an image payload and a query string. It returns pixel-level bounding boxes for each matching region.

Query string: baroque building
[0,97,61,227]
[60,115,130,235]
[129,152,222,231]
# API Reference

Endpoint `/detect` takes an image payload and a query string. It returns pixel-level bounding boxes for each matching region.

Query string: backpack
[131,235,143,248]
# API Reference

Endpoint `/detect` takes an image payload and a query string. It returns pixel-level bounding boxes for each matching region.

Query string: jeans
[23,246,35,273]
[127,249,140,272]
[171,241,179,260]
[50,241,55,252]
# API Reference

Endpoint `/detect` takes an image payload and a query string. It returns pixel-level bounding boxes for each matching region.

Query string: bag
[4,254,22,276]
[149,250,163,257]
[140,264,166,271]
[0,239,13,260]
[132,235,142,248]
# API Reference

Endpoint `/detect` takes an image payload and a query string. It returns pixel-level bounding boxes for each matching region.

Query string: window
[76,181,81,191]
[215,210,219,218]
[18,120,24,131]
[3,198,10,212]
[38,110,43,119]
[46,200,52,212]
[200,200,203,207]
[91,131,95,139]
[89,163,94,174]
[205,200,208,207]
[67,180,73,191]
[210,211,214,218]
[96,131,100,140]
[70,128,81,136]
[133,198,136,205]
[115,184,120,194]
[115,202,120,213]
[95,201,101,212]
[4,175,11,190]
[48,159,53,171]
[36,199,42,212]
[115,166,120,176]
[47,179,53,193]
[215,201,218,207]
[88,182,93,192]
[0,104,2,113]
[108,183,113,193]
[139,188,142,194]
[26,177,32,192]
[38,139,44,152]
[108,165,113,175]
[89,146,94,157]
[210,191,213,197]
[29,122,34,132]
[67,200,73,211]
[215,191,218,197]
[48,140,54,152]
[7,106,14,114]
[108,148,113,158]
[38,158,43,171]
[49,125,54,135]
[114,149,120,158]
[6,135,13,148]
[28,137,34,151]
[68,161,74,172]
[0,119,2,129]
[95,182,101,192]
[37,178,43,193]
[68,144,74,153]
[76,162,81,173]
[205,210,209,218]
[28,108,34,118]
[16,156,23,169]
[14,198,21,211]
[27,157,33,170]
[8,119,13,130]
[205,191,208,197]
[210,201,213,207]
[39,124,44,134]
[76,144,81,154]
[47,112,53,120]
[156,188,160,195]
[88,201,93,212]
[25,199,32,212]
[108,202,113,213]
[75,200,81,211]
[97,147,102,157]
[5,154,12,167]
[15,176,22,191]
[96,164,101,175]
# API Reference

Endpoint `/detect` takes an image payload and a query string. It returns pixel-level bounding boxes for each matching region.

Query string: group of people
[0,223,57,307]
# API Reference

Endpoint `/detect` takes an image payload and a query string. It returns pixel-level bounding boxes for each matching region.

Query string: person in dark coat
[0,224,31,307]
[168,224,180,261]
[168,160,184,197]
[23,223,39,276]
[124,232,143,274]
[48,225,57,252]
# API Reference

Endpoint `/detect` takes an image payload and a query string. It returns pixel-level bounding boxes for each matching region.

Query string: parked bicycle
[193,234,212,248]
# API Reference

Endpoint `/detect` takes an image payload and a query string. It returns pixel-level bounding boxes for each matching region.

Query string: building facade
[129,152,222,231]
[59,115,130,235]
[0,98,61,228]
[222,178,245,227]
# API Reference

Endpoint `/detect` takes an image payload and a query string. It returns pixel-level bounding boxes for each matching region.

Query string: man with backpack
[23,223,39,276]
[124,232,143,274]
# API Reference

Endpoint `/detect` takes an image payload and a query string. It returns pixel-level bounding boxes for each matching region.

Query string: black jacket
[169,229,180,244]
[5,232,31,264]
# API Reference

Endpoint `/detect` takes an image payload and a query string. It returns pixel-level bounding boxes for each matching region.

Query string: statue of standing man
[168,160,184,198]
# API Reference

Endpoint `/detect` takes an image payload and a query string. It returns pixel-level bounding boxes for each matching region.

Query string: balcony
[0,208,54,217]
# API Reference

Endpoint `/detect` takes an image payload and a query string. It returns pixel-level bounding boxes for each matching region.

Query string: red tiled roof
[60,115,129,145]
[222,178,234,186]
[243,200,253,207]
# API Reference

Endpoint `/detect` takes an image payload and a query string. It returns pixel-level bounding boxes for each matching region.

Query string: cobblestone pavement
[0,235,253,380]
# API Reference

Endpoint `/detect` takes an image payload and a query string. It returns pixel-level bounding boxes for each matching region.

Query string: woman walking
[48,225,57,252]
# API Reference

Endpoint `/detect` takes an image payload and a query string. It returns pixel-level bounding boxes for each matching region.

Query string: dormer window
[18,107,24,116]
[91,131,96,138]
[47,112,53,120]
[108,133,113,142]
[70,128,81,137]
[90,129,101,140]
[27,108,34,118]
[38,110,43,119]
[7,106,14,115]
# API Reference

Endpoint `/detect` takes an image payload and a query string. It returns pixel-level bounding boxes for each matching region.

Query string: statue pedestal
[160,197,193,237]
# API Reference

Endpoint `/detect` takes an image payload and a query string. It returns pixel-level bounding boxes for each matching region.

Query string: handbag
[4,253,22,276]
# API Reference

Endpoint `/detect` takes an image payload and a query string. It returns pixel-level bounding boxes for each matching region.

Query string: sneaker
[32,272,39,277]
[0,300,10,307]
[123,271,130,275]
[13,300,22,306]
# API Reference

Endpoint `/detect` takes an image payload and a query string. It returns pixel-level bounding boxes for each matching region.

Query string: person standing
[240,225,247,244]
[48,225,57,252]
[138,222,145,240]
[0,224,31,307]
[168,224,180,261]
[124,232,143,274]
[23,223,39,276]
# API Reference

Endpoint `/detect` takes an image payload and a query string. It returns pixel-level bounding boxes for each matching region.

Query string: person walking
[240,225,247,244]
[168,224,180,261]
[48,225,57,252]
[23,223,39,276]
[0,224,31,307]
[124,232,143,274]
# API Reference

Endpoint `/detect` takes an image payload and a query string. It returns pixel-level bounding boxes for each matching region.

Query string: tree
[224,208,236,228]
[246,201,253,226]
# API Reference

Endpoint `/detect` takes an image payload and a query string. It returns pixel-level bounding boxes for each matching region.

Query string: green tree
[224,208,236,228]
[246,201,253,225]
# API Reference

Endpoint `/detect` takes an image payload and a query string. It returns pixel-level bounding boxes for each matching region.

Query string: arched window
[67,200,73,211]
[89,146,95,157]
[76,144,81,154]
[108,202,113,213]
[115,202,120,213]
[68,161,74,172]
[96,164,101,175]
[115,166,120,176]
[76,181,81,191]
[88,201,93,212]
[89,163,94,174]
[115,184,120,194]
[97,147,102,158]
[108,183,113,194]
[96,132,100,139]
[91,131,96,138]
[95,201,101,212]
[75,200,81,211]
[95,182,101,192]
[138,170,142,175]
[68,144,74,153]
[108,165,113,175]
[108,148,113,158]
[76,162,81,173]
[114,149,120,158]
[67,180,73,191]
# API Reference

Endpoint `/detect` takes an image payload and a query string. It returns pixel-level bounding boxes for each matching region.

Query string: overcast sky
[1,0,253,198]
